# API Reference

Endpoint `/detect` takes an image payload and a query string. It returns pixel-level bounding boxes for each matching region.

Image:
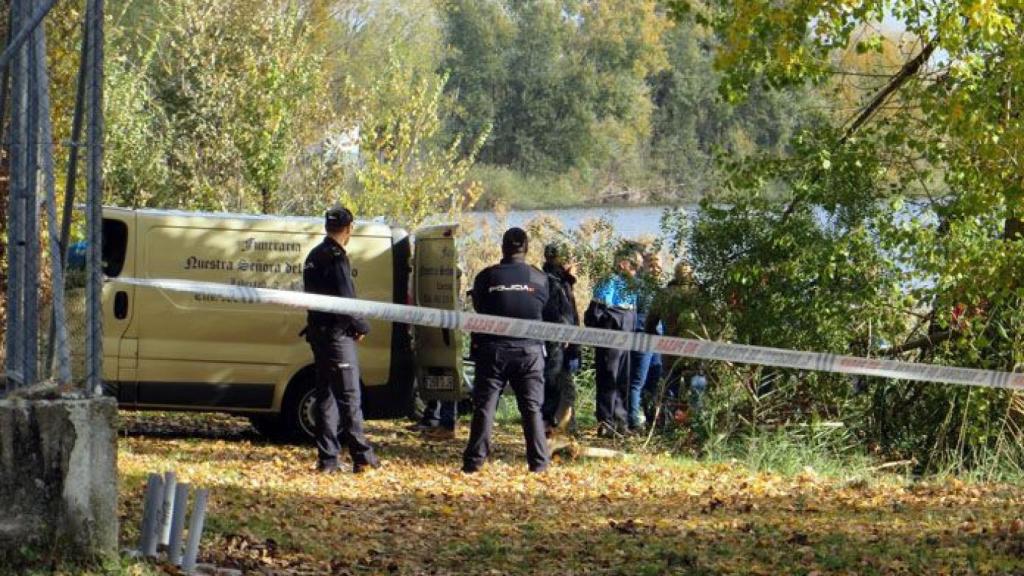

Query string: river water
[465,204,691,239]
[465,202,931,241]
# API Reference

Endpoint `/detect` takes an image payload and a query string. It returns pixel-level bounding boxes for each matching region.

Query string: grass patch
[11,556,161,576]
[705,425,877,480]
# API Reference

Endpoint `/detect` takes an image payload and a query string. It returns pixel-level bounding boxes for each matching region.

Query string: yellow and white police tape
[117,278,1024,391]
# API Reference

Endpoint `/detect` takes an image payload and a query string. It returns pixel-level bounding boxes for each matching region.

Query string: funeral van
[97,207,463,439]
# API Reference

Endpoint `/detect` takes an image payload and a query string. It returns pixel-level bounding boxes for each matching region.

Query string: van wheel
[282,372,318,442]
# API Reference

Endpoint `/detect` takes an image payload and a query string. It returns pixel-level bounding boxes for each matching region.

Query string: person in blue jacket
[585,242,643,436]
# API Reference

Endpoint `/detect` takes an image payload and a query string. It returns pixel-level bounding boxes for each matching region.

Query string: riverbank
[469,165,707,211]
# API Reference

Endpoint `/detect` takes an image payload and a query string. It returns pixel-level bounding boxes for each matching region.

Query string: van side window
[102,219,128,277]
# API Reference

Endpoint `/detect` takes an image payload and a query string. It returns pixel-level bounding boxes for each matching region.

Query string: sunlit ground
[118,411,1024,575]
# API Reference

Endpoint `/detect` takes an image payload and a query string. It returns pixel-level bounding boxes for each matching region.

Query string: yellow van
[98,207,462,439]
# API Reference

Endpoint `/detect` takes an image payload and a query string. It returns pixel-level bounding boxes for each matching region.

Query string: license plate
[424,373,455,391]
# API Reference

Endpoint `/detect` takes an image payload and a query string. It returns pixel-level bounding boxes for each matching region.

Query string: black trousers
[594,310,634,429]
[593,309,630,426]
[595,346,630,429]
[308,328,377,468]
[541,342,564,424]
[463,343,550,472]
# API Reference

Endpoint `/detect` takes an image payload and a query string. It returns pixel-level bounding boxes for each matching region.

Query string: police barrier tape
[117,277,1024,391]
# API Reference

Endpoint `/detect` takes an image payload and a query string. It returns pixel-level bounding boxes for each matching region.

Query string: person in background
[303,206,380,474]
[541,242,581,435]
[585,242,643,437]
[645,260,707,426]
[628,250,664,430]
[416,400,458,440]
[462,228,551,473]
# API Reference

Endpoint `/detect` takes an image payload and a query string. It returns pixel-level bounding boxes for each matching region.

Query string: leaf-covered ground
[118,412,1024,575]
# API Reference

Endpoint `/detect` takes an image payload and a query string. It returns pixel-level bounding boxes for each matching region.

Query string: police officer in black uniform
[541,243,581,432]
[462,227,551,473]
[303,206,380,474]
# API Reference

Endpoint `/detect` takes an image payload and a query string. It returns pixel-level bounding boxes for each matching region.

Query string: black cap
[501,227,529,256]
[325,206,354,231]
[544,242,565,260]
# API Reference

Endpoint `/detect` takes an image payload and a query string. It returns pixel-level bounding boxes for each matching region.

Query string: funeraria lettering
[239,237,303,253]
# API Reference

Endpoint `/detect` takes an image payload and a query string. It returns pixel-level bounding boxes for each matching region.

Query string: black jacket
[583,298,630,331]
[542,263,579,327]
[303,236,371,335]
[471,254,549,349]
[542,262,581,365]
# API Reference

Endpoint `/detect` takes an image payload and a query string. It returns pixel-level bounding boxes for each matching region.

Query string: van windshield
[102,219,128,277]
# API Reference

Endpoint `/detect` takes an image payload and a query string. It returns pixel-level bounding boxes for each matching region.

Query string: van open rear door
[412,224,464,401]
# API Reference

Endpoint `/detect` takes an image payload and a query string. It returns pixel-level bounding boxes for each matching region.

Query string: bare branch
[840,40,937,144]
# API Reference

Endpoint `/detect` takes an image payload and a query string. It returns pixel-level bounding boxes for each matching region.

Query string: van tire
[281,367,416,438]
[282,370,318,442]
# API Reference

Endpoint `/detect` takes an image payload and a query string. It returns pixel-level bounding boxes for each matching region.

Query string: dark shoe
[596,423,618,438]
[626,424,645,436]
[461,462,481,474]
[317,461,344,474]
[353,459,382,474]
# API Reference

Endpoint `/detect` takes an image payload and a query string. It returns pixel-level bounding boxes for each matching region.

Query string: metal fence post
[84,0,104,396]
[181,488,209,573]
[59,19,88,268]
[139,473,164,557]
[5,0,26,389]
[0,0,56,74]
[167,482,190,566]
[35,22,71,384]
[20,8,41,387]
[159,471,177,546]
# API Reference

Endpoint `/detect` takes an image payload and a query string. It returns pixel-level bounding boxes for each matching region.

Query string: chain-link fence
[38,278,88,383]
[2,0,103,395]
[5,270,87,387]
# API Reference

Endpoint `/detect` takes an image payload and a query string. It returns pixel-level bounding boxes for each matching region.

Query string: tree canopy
[661,0,1024,470]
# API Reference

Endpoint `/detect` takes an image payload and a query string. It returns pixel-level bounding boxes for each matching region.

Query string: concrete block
[0,396,118,564]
